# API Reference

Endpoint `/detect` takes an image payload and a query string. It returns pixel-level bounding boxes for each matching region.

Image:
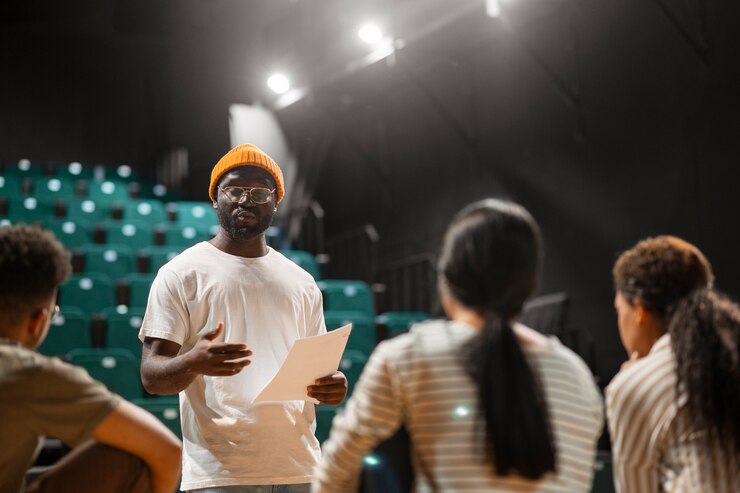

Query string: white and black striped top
[313,320,604,492]
[606,334,740,493]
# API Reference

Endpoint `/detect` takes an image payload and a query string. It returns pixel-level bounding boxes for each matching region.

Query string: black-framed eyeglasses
[218,186,275,204]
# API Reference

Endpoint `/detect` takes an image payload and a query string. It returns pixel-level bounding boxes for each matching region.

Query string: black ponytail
[464,313,556,478]
[440,199,556,478]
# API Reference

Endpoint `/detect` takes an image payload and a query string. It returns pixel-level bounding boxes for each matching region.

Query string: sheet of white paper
[253,324,353,404]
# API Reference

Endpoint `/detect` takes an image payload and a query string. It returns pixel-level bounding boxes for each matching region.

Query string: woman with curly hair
[607,235,740,492]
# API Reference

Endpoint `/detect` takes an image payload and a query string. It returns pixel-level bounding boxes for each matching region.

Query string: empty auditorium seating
[37,306,91,357]
[67,348,141,400]
[375,311,431,338]
[282,249,321,279]
[318,280,375,315]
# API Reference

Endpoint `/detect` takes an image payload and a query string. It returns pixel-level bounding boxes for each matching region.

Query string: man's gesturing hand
[307,371,348,406]
[183,322,252,377]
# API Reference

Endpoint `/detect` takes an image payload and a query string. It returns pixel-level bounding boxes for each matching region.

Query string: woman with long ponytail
[607,236,739,492]
[314,199,604,492]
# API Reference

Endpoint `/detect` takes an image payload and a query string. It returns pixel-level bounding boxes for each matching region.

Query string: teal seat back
[66,198,110,224]
[318,280,375,316]
[325,310,376,357]
[315,405,338,445]
[159,223,214,247]
[131,397,181,437]
[140,246,182,273]
[105,307,145,358]
[122,199,166,224]
[103,220,153,250]
[46,219,92,249]
[82,244,135,280]
[282,250,321,280]
[67,348,141,399]
[376,312,432,337]
[339,349,368,397]
[36,176,76,199]
[37,306,90,357]
[88,180,130,204]
[120,273,154,308]
[169,201,218,227]
[59,273,115,314]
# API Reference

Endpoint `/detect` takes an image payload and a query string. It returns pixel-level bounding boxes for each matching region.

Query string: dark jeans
[26,441,152,493]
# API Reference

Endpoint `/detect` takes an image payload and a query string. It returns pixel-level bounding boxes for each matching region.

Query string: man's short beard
[218,209,273,241]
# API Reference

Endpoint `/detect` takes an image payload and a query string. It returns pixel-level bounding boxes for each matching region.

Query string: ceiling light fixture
[358,23,384,45]
[267,73,290,94]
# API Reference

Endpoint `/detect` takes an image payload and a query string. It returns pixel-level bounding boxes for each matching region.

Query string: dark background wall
[2,0,739,384]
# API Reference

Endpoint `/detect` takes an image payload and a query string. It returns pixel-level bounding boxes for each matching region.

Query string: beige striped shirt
[605,334,740,493]
[313,320,604,492]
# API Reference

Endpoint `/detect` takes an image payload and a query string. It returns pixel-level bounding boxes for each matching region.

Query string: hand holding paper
[253,324,352,404]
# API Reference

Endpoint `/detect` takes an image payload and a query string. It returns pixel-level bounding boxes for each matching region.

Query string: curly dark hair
[0,224,71,326]
[613,235,713,322]
[669,288,740,455]
[614,236,739,460]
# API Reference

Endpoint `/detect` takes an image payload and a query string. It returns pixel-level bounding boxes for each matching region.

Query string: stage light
[486,0,501,18]
[358,23,383,45]
[267,73,290,94]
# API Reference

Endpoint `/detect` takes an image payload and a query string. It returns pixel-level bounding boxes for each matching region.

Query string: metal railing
[377,252,438,314]
[323,224,379,283]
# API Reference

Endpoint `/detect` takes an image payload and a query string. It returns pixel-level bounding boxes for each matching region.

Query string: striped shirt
[605,334,740,493]
[313,320,604,492]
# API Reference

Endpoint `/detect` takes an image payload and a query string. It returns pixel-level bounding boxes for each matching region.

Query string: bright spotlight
[486,0,502,18]
[267,73,290,94]
[358,24,383,45]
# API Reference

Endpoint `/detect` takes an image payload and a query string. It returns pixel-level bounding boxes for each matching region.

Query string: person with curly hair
[607,235,740,492]
[0,225,182,493]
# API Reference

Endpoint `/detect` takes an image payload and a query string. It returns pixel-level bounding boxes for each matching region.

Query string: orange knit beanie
[209,144,285,203]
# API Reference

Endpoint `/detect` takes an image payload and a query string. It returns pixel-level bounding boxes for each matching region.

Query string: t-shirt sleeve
[13,356,120,447]
[139,267,191,345]
[313,340,405,492]
[308,283,326,337]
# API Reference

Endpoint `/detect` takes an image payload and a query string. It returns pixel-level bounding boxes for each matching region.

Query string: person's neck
[209,232,269,258]
[636,326,667,357]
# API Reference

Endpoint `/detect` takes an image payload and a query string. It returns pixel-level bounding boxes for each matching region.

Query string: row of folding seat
[0,195,218,226]
[3,161,140,180]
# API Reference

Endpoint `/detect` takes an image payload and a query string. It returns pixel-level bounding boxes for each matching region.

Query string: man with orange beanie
[139,144,347,493]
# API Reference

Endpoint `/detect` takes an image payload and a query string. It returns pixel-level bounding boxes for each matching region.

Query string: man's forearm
[141,353,198,395]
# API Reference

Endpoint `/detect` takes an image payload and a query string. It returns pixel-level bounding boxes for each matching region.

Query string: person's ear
[634,301,649,326]
[27,308,48,339]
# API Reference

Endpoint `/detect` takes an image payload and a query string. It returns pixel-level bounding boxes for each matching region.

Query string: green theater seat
[318,280,375,316]
[46,219,92,249]
[282,250,321,280]
[167,201,218,227]
[59,273,115,315]
[324,310,377,357]
[105,307,145,359]
[131,396,181,437]
[79,244,135,280]
[38,306,91,357]
[101,220,154,250]
[67,348,141,400]
[375,312,431,337]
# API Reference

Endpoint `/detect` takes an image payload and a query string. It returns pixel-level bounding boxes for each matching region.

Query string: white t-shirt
[139,242,326,490]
